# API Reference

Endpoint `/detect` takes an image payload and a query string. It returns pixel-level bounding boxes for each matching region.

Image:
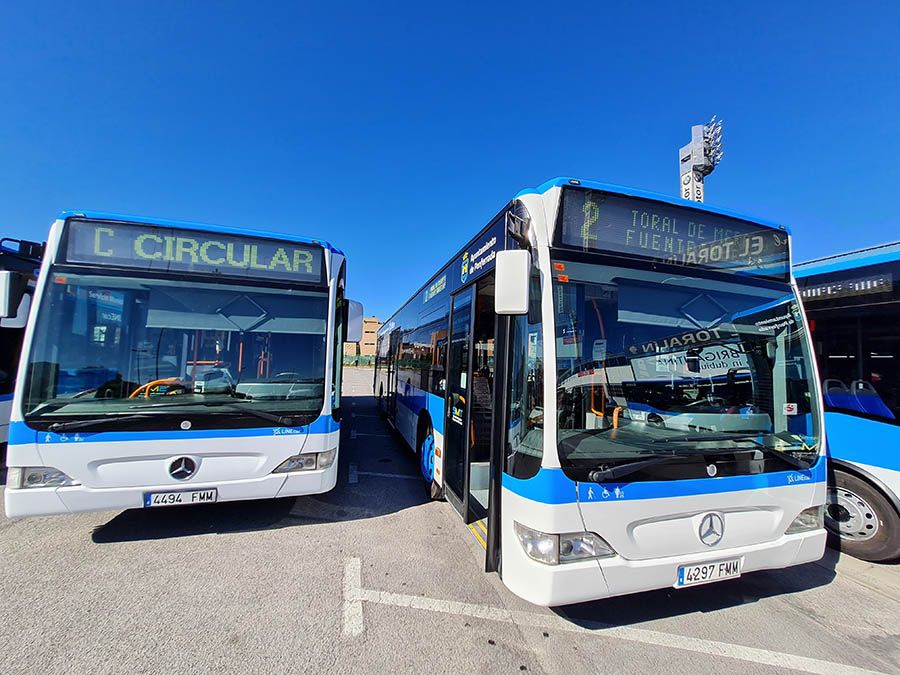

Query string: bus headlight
[515,522,616,565]
[272,450,336,473]
[559,532,616,563]
[316,448,337,469]
[786,505,825,534]
[11,467,79,489]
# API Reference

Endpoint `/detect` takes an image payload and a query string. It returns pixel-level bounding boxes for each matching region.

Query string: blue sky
[1,2,898,319]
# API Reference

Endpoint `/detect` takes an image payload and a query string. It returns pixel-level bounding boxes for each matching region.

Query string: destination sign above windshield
[62,219,324,283]
[556,188,790,281]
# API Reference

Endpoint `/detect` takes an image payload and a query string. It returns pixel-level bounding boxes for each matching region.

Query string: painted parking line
[342,558,364,636]
[341,557,886,675]
[356,471,420,481]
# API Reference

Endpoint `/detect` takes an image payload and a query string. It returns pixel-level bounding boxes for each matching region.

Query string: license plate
[676,558,741,587]
[144,489,218,508]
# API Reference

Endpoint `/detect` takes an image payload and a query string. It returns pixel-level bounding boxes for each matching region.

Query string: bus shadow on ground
[555,559,837,628]
[92,395,426,543]
[90,462,428,544]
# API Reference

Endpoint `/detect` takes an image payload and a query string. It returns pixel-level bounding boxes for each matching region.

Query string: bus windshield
[552,259,821,480]
[22,270,329,429]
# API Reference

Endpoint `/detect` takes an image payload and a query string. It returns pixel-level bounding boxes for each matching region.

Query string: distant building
[344,316,381,362]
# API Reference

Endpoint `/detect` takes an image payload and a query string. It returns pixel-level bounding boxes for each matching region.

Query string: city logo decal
[460,251,469,283]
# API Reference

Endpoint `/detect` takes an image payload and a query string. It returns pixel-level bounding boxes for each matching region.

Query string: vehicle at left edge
[4,211,362,517]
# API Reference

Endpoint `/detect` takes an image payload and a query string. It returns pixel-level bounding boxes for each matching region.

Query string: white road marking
[353,432,391,438]
[341,557,886,675]
[348,463,358,485]
[357,471,420,481]
[350,430,358,440]
[342,558,364,636]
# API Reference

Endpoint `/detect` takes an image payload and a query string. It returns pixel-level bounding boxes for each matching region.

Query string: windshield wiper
[46,413,156,433]
[129,400,305,426]
[585,450,712,482]
[650,432,813,470]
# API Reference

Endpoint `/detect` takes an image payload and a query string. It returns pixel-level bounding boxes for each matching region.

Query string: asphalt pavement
[1,367,898,674]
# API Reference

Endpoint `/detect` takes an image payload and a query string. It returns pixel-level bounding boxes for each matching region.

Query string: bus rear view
[5,212,355,518]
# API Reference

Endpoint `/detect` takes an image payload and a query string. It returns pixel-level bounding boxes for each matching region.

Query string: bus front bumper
[3,463,338,518]
[503,529,827,607]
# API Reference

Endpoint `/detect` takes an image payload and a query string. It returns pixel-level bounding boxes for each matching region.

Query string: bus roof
[514,177,788,234]
[56,210,343,255]
[379,177,790,333]
[794,241,900,278]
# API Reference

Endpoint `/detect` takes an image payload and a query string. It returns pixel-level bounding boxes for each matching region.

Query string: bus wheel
[825,470,900,562]
[418,426,442,501]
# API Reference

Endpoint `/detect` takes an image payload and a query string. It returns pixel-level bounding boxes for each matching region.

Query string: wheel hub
[825,487,880,541]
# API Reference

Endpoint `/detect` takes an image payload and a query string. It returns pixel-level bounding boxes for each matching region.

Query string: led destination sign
[800,272,893,305]
[63,219,324,283]
[557,189,790,280]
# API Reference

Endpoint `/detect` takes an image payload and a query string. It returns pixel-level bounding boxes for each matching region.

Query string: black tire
[825,469,900,562]
[416,418,442,502]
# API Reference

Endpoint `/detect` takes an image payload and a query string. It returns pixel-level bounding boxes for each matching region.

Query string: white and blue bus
[0,238,44,447]
[796,243,900,561]
[4,211,361,518]
[376,178,826,606]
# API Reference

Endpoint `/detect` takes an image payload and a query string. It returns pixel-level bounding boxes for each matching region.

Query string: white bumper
[4,461,338,518]
[502,528,826,607]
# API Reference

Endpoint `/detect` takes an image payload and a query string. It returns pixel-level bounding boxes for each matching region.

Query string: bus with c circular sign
[4,211,361,518]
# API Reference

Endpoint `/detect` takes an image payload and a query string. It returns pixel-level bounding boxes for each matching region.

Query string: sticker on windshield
[783,403,798,415]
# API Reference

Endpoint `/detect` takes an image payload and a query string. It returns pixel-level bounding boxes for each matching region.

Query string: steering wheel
[129,378,189,398]
[647,413,666,428]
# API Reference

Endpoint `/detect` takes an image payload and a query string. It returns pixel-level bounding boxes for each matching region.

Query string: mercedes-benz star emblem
[169,457,197,480]
[698,512,725,546]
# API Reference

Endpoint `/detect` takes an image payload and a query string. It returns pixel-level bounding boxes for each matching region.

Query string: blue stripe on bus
[825,411,900,472]
[513,178,788,233]
[502,467,581,504]
[0,393,13,402]
[794,248,900,277]
[502,457,825,504]
[731,293,795,319]
[7,415,339,446]
[396,383,445,436]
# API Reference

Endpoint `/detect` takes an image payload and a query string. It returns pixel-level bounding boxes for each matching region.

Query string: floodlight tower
[679,116,724,203]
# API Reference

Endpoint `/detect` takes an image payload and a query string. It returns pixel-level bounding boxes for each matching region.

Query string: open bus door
[441,275,504,572]
[386,328,402,420]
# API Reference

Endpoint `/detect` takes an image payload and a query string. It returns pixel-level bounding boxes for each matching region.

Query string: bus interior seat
[850,380,896,420]
[823,379,863,412]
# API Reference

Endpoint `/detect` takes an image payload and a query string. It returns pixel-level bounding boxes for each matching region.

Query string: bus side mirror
[495,250,530,315]
[0,271,25,319]
[346,300,364,343]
